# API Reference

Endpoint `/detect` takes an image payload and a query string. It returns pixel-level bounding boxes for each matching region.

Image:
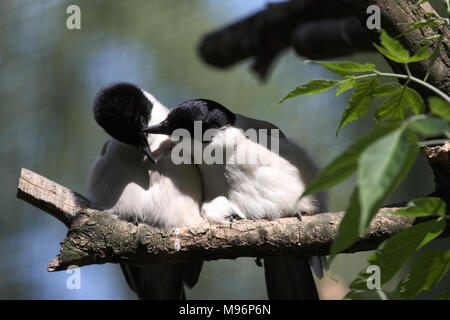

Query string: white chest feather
[86,94,204,229]
[199,126,326,223]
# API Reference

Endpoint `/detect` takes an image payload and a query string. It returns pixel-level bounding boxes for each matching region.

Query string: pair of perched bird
[85,82,327,300]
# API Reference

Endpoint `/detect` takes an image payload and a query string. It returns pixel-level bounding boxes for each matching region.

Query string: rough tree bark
[16,141,450,273]
[422,143,450,204]
[343,0,450,98]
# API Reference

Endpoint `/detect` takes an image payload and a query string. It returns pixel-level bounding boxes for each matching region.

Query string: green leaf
[350,218,446,289]
[306,60,376,77]
[399,20,441,38]
[419,34,441,43]
[412,0,431,7]
[279,80,339,103]
[374,30,411,63]
[374,30,430,63]
[392,197,446,217]
[404,87,425,114]
[396,250,450,299]
[408,45,430,63]
[375,87,425,121]
[369,219,446,284]
[302,122,400,197]
[373,43,406,64]
[345,288,401,300]
[357,128,419,234]
[420,10,443,20]
[429,97,450,121]
[336,78,379,134]
[344,290,384,300]
[434,290,450,300]
[374,88,409,121]
[407,116,448,137]
[372,82,402,97]
[329,188,360,262]
[346,269,376,292]
[336,78,355,97]
[426,41,442,81]
[444,37,450,51]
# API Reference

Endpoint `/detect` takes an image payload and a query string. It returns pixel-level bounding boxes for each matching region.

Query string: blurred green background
[0,0,447,299]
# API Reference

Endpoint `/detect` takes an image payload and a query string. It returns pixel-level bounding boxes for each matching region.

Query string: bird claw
[227,213,241,228]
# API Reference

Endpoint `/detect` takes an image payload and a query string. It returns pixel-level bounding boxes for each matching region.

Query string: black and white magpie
[86,83,205,299]
[143,98,328,300]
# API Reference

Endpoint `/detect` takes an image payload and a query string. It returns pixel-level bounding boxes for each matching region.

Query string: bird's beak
[141,123,169,135]
[140,142,157,164]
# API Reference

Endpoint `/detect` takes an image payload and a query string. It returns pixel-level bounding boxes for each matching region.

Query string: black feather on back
[165,99,236,136]
[93,82,153,146]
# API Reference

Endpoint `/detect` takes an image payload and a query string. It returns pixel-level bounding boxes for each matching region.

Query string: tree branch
[16,161,449,273]
[198,0,449,91]
[291,17,373,59]
[421,143,450,204]
[198,0,362,80]
[342,0,449,97]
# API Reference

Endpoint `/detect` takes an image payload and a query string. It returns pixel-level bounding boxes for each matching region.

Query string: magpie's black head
[142,99,235,139]
[93,82,156,163]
